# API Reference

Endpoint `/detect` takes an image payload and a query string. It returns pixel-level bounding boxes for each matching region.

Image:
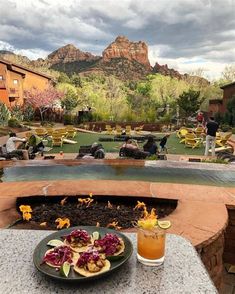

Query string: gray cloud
[0,0,234,71]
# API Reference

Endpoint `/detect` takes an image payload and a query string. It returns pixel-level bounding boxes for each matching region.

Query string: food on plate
[63,229,93,252]
[74,249,110,277]
[43,245,78,268]
[60,261,71,277]
[47,239,64,247]
[93,233,125,256]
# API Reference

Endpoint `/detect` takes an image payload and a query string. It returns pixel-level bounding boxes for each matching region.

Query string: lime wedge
[60,261,71,277]
[158,220,171,229]
[92,231,100,240]
[47,239,64,247]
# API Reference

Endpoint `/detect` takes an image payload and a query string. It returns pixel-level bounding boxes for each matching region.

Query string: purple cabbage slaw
[63,229,91,243]
[94,233,121,256]
[43,245,73,266]
[76,249,101,267]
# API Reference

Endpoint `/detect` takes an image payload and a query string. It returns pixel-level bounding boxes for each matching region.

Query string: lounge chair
[105,125,113,135]
[35,128,47,137]
[51,134,64,147]
[184,133,202,149]
[65,126,77,138]
[134,125,144,134]
[195,126,204,137]
[125,125,132,136]
[216,132,232,147]
[177,128,195,143]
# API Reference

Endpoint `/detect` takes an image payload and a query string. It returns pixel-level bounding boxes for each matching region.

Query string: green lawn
[48,132,204,156]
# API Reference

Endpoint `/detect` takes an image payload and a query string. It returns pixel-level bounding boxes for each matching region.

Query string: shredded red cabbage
[76,249,100,267]
[43,245,73,266]
[63,229,91,243]
[94,233,121,255]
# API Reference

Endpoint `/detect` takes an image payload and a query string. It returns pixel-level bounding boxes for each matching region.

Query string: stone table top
[0,229,218,294]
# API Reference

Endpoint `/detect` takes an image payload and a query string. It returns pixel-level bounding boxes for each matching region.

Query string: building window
[13,79,18,85]
[0,75,3,80]
[9,97,16,103]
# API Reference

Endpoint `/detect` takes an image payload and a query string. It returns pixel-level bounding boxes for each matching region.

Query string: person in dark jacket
[159,134,170,153]
[204,117,219,156]
[143,136,158,155]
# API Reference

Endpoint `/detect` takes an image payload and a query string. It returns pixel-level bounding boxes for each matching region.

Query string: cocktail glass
[137,226,166,266]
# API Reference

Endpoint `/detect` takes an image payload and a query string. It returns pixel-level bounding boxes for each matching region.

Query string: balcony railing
[9,88,19,97]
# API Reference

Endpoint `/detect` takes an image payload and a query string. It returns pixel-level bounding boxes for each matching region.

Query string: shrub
[41,121,54,127]
[0,102,11,126]
[146,154,158,160]
[11,104,23,122]
[8,118,21,128]
[23,104,35,122]
[220,124,232,132]
[63,114,75,125]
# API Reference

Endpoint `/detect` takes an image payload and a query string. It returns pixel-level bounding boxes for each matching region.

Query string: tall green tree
[177,89,203,120]
[225,95,235,126]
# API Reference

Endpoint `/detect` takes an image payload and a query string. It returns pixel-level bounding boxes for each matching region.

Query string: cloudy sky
[0,0,235,79]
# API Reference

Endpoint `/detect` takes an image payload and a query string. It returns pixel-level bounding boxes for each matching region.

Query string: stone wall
[224,206,235,264]
[196,230,225,290]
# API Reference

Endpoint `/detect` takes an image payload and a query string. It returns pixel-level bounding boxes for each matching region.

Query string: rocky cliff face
[46,44,99,65]
[0,37,209,83]
[102,36,151,69]
[153,62,183,79]
[0,50,31,65]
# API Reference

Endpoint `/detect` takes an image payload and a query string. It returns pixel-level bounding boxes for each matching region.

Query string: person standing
[204,117,219,157]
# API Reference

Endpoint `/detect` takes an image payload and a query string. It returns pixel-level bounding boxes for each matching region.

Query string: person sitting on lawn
[120,137,149,159]
[159,134,170,153]
[143,136,158,155]
[6,132,29,160]
[121,136,139,150]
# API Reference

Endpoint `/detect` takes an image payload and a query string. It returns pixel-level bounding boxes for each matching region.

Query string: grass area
[48,132,205,156]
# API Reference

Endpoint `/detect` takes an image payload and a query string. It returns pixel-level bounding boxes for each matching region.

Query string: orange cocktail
[137,227,165,260]
[136,206,170,266]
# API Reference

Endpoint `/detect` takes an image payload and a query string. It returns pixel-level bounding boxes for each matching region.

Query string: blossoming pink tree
[24,85,64,122]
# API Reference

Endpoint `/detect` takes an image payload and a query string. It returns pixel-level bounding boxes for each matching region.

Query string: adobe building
[0,59,52,107]
[208,81,235,115]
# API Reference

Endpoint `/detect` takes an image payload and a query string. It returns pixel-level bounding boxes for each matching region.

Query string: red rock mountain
[102,36,151,69]
[46,44,99,64]
[0,36,209,82]
[153,62,183,79]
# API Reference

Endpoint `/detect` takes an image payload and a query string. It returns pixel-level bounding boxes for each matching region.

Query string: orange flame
[19,205,32,221]
[60,197,68,206]
[134,201,146,210]
[142,207,157,220]
[55,218,70,229]
[107,221,121,230]
[78,198,94,207]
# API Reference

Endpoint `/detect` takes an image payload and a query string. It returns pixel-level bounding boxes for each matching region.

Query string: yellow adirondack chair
[105,125,113,135]
[195,126,205,137]
[185,133,202,149]
[65,126,77,138]
[51,134,64,147]
[115,125,122,135]
[216,132,232,147]
[35,128,47,137]
[134,125,144,134]
[125,125,132,135]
